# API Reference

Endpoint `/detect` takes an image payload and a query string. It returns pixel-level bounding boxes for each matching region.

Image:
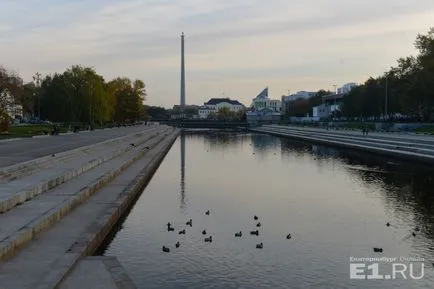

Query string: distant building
[246,87,281,123]
[337,82,357,94]
[198,98,245,119]
[281,91,316,114]
[312,82,356,119]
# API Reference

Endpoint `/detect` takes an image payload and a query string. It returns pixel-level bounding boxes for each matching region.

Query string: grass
[0,124,68,139]
[414,126,434,135]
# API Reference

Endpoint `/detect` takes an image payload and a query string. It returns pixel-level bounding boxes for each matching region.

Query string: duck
[250,230,259,236]
[373,248,383,253]
[186,219,192,226]
[286,234,292,240]
[179,229,186,235]
[235,231,242,237]
[205,210,210,215]
[412,232,416,237]
[162,246,170,253]
[256,222,261,227]
[51,154,55,157]
[204,236,212,242]
[254,215,258,221]
[256,243,263,249]
[130,143,135,147]
[386,222,390,227]
[202,230,207,235]
[175,241,180,248]
[167,223,174,232]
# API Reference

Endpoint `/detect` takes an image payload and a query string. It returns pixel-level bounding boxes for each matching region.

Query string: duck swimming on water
[179,229,186,235]
[286,234,292,239]
[235,231,242,237]
[204,236,212,242]
[254,215,258,221]
[186,219,192,226]
[256,243,263,249]
[250,230,259,236]
[162,246,170,253]
[373,248,383,253]
[202,230,207,235]
[175,242,180,248]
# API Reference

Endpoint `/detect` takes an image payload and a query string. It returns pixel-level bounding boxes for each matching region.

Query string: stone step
[0,129,179,289]
[0,128,174,263]
[266,125,434,148]
[266,125,434,145]
[0,127,159,182]
[263,127,434,155]
[252,127,434,163]
[0,128,169,214]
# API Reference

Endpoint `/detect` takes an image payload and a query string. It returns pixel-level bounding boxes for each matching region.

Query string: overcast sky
[1,0,434,108]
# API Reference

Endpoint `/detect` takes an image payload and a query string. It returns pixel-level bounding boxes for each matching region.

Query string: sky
[1,0,434,108]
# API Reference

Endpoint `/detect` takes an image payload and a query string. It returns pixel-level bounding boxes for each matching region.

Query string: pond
[99,131,434,289]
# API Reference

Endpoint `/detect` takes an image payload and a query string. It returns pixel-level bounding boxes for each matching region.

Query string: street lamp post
[385,75,388,120]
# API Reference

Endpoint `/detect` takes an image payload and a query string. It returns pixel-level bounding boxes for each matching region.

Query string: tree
[0,66,23,131]
[341,27,434,121]
[143,105,169,119]
[108,77,146,123]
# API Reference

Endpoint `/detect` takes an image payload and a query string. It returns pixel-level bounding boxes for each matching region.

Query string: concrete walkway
[251,125,434,164]
[0,124,157,168]
[60,257,137,289]
[0,125,179,289]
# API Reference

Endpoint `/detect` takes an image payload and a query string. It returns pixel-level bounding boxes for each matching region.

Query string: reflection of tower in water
[180,132,186,208]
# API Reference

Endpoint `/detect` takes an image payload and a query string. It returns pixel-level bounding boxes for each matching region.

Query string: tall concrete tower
[180,32,186,112]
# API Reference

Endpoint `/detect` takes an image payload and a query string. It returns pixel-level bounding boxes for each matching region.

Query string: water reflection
[101,132,434,289]
[180,132,186,209]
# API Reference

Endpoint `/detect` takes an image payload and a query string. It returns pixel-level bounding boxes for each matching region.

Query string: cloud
[1,0,434,107]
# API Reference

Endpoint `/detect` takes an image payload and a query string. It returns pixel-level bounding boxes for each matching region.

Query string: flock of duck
[162,211,292,253]
[373,222,420,253]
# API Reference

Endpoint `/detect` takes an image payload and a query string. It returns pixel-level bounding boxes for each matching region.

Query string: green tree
[0,66,23,131]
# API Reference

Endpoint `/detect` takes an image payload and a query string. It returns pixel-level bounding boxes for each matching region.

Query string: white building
[246,87,281,123]
[250,87,281,113]
[337,82,357,94]
[198,98,245,119]
[312,82,357,119]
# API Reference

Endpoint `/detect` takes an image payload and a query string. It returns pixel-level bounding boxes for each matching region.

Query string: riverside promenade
[0,124,180,288]
[251,125,434,164]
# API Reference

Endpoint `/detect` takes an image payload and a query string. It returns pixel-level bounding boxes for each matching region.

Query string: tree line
[0,65,147,131]
[341,28,434,121]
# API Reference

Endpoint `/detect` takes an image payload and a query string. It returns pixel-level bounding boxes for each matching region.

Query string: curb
[0,138,23,143]
[0,130,174,263]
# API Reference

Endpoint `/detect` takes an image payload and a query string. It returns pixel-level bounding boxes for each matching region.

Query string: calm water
[100,131,434,289]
